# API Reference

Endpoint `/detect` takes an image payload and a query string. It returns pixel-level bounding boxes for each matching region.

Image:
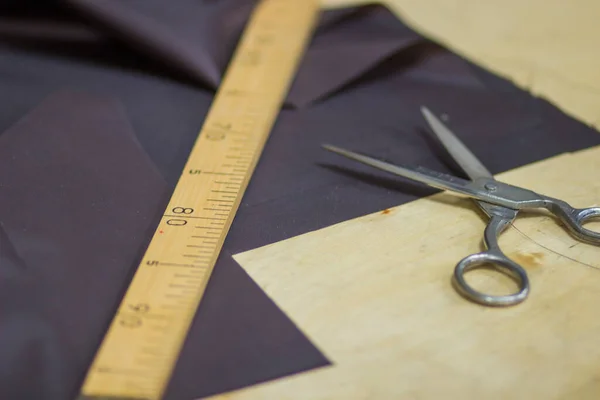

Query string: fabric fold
[64,0,259,89]
[286,5,424,107]
[0,90,168,399]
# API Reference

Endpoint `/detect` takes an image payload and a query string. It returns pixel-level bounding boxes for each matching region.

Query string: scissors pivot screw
[484,183,498,192]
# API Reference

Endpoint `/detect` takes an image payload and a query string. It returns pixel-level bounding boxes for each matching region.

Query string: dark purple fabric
[0,2,599,400]
[0,90,167,400]
[64,0,258,89]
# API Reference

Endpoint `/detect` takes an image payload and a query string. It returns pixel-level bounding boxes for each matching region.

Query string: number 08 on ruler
[78,1,319,399]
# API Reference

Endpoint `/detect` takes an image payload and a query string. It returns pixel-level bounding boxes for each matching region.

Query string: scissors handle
[452,214,529,307]
[453,250,529,306]
[545,198,600,244]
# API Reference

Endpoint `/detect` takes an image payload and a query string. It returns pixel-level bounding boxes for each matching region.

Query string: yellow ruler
[78,1,319,399]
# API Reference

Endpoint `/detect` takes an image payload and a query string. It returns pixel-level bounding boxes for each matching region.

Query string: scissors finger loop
[453,251,529,307]
[548,199,600,244]
[573,206,600,236]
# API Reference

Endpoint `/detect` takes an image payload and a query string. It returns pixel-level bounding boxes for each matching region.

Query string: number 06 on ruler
[78,1,319,399]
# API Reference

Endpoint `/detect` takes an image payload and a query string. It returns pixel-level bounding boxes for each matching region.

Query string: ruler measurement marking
[169,283,199,289]
[180,288,200,293]
[164,294,187,299]
[162,215,225,220]
[159,304,190,310]
[173,278,204,283]
[157,263,198,268]
[147,325,172,334]
[140,348,166,357]
[173,277,202,289]
[175,281,203,286]
[211,190,237,194]
[173,274,203,279]
[178,277,205,283]
[201,171,240,176]
[164,288,198,294]
[174,280,204,285]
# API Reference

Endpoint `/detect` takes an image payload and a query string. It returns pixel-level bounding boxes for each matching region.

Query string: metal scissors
[322,106,600,307]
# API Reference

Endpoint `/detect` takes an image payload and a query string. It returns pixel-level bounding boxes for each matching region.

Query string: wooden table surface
[209,1,600,398]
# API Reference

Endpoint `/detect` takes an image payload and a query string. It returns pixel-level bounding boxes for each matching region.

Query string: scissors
[322,106,600,307]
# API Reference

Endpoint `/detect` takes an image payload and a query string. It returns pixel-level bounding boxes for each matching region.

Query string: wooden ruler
[78,1,319,399]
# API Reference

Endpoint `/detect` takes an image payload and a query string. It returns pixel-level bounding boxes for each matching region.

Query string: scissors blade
[420,106,515,220]
[323,144,481,198]
[420,106,492,180]
[322,144,540,215]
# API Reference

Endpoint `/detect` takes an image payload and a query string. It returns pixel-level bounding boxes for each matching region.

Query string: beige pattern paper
[210,147,600,399]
